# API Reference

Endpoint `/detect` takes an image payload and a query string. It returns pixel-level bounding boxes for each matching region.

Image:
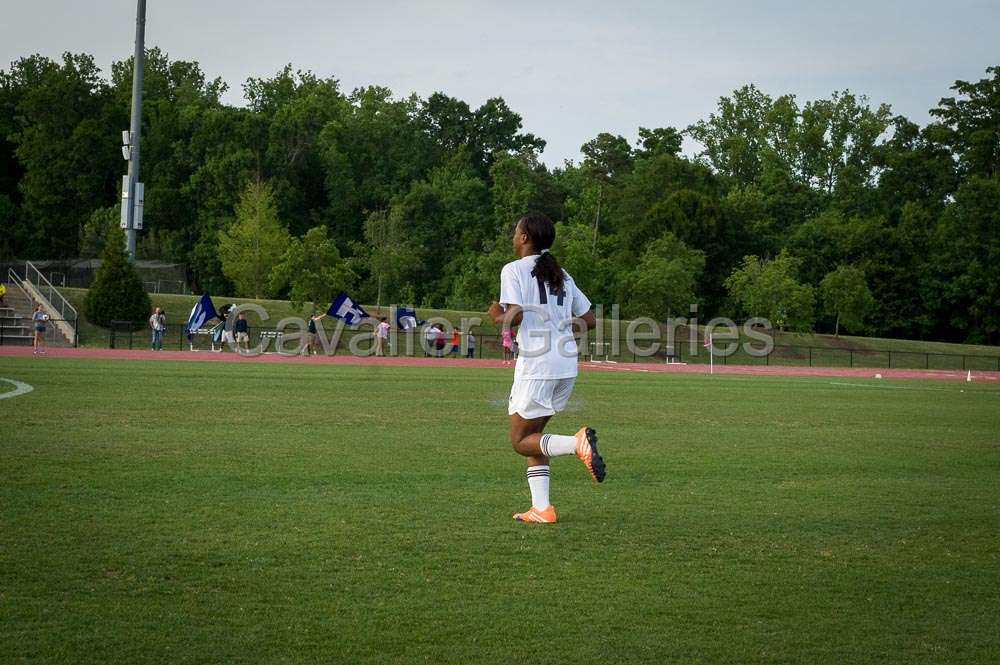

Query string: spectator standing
[148,306,166,351]
[466,332,476,359]
[434,324,446,357]
[450,329,461,356]
[32,305,49,355]
[234,313,250,353]
[501,326,514,366]
[424,324,437,357]
[375,317,390,356]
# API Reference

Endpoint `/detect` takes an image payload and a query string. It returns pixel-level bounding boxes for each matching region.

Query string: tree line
[1,50,997,342]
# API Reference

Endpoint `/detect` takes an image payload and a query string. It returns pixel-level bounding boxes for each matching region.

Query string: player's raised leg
[516,424,606,484]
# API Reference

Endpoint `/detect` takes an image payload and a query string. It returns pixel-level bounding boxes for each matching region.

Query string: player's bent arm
[488,302,523,327]
[578,310,597,331]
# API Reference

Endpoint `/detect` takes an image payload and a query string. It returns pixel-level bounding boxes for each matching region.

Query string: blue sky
[2,0,997,165]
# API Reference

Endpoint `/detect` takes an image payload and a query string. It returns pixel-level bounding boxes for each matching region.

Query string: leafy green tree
[687,84,774,186]
[551,222,614,307]
[269,225,355,311]
[875,116,958,221]
[636,127,683,159]
[797,91,892,208]
[622,233,705,320]
[394,151,492,306]
[418,93,545,174]
[244,66,347,236]
[447,233,515,310]
[84,233,151,327]
[110,47,227,257]
[356,207,424,308]
[6,53,118,257]
[930,66,1000,178]
[489,151,564,234]
[218,180,289,298]
[820,265,874,336]
[932,175,1000,343]
[725,250,814,331]
[319,86,437,243]
[580,132,633,248]
[79,206,122,258]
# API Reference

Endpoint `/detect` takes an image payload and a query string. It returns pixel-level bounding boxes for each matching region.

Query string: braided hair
[518,212,565,293]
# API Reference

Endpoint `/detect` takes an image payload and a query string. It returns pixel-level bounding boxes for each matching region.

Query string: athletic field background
[2,357,999,663]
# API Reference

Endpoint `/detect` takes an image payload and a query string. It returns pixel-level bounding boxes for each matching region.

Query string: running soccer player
[487,212,606,524]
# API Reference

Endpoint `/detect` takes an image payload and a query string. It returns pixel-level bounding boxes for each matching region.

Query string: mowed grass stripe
[1,357,999,664]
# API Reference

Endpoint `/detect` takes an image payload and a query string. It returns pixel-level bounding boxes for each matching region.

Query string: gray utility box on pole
[119,176,144,230]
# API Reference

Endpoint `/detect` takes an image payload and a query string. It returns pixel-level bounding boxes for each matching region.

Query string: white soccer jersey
[499,254,592,380]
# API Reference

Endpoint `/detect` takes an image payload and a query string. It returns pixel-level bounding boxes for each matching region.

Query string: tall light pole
[121,0,146,260]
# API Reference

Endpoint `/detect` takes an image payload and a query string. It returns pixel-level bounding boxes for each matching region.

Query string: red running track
[2,346,997,382]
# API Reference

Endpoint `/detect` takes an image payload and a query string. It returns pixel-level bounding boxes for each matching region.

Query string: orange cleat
[575,427,606,483]
[513,505,557,523]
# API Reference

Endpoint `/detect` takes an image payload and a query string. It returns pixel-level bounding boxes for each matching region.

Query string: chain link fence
[101,321,1000,371]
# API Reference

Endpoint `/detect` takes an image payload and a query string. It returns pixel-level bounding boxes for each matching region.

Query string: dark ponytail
[519,212,565,293]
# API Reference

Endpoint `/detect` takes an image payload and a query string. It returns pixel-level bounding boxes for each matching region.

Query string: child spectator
[501,327,513,366]
[32,305,48,355]
[306,314,322,355]
[376,317,390,356]
[234,312,250,353]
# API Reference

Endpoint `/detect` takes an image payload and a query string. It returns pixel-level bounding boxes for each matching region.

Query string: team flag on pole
[327,292,369,326]
[395,306,425,330]
[185,293,218,332]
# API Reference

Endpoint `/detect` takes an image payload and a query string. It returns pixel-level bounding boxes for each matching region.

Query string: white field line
[829,381,967,393]
[0,377,34,400]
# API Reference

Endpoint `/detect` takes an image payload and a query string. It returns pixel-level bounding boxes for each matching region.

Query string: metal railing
[23,260,78,322]
[6,266,33,302]
[7,264,79,347]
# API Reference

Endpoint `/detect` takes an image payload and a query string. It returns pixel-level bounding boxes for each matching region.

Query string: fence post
[128,323,134,350]
[809,347,813,367]
[962,356,966,371]
[850,350,854,368]
[888,350,892,369]
[109,325,115,349]
[926,354,929,370]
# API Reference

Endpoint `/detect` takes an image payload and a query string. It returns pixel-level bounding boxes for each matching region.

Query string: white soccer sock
[539,433,577,458]
[526,465,550,509]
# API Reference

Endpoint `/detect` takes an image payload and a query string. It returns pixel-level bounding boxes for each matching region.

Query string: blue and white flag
[327,292,369,327]
[185,293,218,332]
[396,306,425,330]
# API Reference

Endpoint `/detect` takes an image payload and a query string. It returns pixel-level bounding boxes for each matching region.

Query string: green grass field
[2,357,999,663]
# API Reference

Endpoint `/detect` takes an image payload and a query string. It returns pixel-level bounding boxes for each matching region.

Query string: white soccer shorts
[508,377,576,420]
